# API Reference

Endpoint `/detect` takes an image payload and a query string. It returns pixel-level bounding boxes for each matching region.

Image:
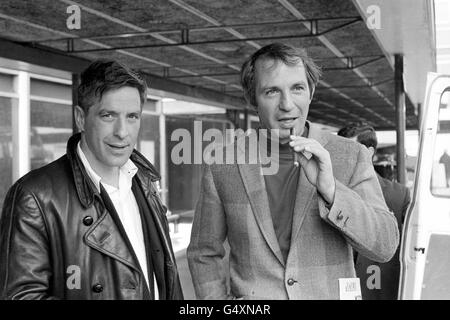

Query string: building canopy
[0,0,436,129]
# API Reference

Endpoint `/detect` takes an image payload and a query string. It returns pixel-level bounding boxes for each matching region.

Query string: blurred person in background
[440,149,450,187]
[338,123,411,300]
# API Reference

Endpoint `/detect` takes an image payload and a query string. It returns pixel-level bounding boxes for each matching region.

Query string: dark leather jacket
[0,134,183,300]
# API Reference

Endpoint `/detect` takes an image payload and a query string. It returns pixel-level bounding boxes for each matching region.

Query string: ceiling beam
[168,0,261,49]
[316,78,394,90]
[164,57,387,79]
[0,37,246,110]
[64,17,362,54]
[33,16,362,44]
[0,38,90,73]
[374,125,419,131]
[312,100,372,125]
[140,55,385,72]
[307,109,349,127]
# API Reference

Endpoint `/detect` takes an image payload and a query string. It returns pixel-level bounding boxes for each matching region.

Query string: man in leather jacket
[0,60,183,300]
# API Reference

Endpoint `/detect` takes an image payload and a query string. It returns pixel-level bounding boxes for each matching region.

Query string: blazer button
[83,216,94,226]
[92,283,103,293]
[287,278,296,286]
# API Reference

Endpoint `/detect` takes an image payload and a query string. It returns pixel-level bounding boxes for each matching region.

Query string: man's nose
[114,117,129,139]
[279,93,295,112]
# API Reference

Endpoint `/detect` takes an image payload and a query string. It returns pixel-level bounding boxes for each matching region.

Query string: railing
[167,209,194,233]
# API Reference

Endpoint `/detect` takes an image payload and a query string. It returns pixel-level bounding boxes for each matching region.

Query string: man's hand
[289,135,336,205]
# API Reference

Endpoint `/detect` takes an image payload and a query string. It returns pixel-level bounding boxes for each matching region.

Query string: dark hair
[337,123,378,150]
[240,42,321,107]
[77,60,147,112]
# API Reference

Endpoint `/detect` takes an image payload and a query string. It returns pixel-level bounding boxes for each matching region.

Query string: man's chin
[277,128,291,144]
[107,155,130,168]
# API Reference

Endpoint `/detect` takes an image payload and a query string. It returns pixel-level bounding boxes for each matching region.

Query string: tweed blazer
[187,123,399,300]
[355,174,411,300]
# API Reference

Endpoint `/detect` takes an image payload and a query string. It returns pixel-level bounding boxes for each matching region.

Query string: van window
[431,89,450,197]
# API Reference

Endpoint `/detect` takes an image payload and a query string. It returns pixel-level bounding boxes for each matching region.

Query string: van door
[399,73,450,299]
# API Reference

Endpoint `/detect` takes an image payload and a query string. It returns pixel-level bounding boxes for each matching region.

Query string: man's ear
[367,146,375,158]
[74,105,86,133]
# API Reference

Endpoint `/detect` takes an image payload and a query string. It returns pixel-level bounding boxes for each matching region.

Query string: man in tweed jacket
[187,43,399,300]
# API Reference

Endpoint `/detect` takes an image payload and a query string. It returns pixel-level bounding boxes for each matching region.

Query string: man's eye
[265,89,279,96]
[101,113,112,118]
[129,114,140,120]
[293,85,305,92]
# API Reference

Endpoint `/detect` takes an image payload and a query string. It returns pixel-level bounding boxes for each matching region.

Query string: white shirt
[77,142,159,299]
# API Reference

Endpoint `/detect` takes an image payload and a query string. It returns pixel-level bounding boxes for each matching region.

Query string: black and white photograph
[0,0,448,310]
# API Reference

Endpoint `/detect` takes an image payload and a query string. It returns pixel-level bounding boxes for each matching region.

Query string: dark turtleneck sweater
[263,140,300,263]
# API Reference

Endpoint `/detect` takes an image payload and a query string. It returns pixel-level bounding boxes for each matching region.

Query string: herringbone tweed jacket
[187,122,399,300]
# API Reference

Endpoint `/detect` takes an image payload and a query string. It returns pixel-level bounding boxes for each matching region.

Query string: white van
[399,73,450,299]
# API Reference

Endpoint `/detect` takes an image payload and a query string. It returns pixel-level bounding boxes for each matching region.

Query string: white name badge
[339,278,362,300]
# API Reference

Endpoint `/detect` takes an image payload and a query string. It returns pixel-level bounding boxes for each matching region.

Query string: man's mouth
[106,143,129,150]
[278,117,298,127]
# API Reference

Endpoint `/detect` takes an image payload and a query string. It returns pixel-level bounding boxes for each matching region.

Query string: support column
[244,110,249,131]
[226,109,239,128]
[417,102,422,133]
[395,54,406,185]
[159,100,169,206]
[12,71,30,182]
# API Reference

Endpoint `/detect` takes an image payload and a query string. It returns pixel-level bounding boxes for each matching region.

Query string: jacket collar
[307,121,330,147]
[66,133,161,208]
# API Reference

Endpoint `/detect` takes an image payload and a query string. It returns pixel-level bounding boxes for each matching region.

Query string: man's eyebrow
[128,111,141,116]
[98,108,118,114]
[259,85,280,90]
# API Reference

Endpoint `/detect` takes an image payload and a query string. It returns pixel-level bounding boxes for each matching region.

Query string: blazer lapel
[290,122,330,243]
[290,168,316,244]
[237,132,284,267]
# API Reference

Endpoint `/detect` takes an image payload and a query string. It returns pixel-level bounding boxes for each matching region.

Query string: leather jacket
[0,134,183,300]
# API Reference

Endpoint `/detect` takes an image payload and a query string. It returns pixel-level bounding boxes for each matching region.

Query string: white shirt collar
[76,141,138,192]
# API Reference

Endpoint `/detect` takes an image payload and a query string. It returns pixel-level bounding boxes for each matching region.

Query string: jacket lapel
[290,123,330,243]
[134,171,180,298]
[290,168,316,244]
[237,132,284,267]
[84,207,141,273]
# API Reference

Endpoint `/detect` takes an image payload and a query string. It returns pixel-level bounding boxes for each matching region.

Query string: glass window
[431,89,450,197]
[138,113,160,172]
[143,99,158,113]
[30,78,72,101]
[167,117,232,212]
[0,97,13,210]
[0,73,15,93]
[30,100,72,171]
